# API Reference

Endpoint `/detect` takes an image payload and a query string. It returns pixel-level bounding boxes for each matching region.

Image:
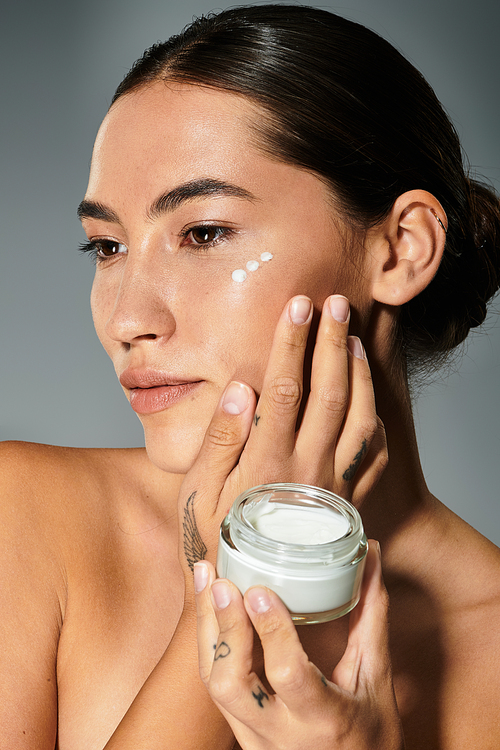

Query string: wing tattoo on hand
[182,491,208,572]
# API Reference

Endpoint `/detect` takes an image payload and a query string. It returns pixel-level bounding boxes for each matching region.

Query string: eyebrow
[77,178,257,224]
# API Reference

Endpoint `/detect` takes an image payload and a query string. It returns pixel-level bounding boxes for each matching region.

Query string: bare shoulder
[439,513,500,749]
[0,437,180,552]
[0,438,152,490]
[0,441,178,747]
[0,439,165,517]
[0,440,173,589]
[389,499,500,749]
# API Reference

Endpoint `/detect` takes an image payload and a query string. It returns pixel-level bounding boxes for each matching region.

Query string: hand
[177,295,387,591]
[194,542,405,750]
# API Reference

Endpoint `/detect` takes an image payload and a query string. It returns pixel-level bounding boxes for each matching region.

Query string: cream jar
[216,483,367,624]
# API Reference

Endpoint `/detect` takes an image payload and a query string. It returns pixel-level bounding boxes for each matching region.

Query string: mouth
[119,370,204,415]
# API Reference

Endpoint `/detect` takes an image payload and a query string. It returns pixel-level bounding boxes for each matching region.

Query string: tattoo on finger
[253,414,261,426]
[252,686,269,708]
[182,491,208,572]
[321,674,328,688]
[213,641,231,660]
[342,439,368,481]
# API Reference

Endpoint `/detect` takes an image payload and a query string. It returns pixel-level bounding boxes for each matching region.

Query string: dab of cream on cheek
[231,252,273,282]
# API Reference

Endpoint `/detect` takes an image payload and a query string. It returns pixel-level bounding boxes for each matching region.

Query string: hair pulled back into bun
[111,4,500,374]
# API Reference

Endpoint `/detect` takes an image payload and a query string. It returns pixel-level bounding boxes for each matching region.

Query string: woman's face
[83,82,370,473]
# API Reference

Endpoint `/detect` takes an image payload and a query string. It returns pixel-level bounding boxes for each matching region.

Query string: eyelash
[179,224,235,250]
[78,239,125,265]
[78,225,234,264]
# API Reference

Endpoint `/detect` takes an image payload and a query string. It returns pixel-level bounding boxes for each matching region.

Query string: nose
[100,260,177,347]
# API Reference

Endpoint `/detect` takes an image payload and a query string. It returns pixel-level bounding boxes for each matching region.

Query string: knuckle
[256,609,283,638]
[353,416,378,442]
[376,447,389,473]
[282,324,309,349]
[316,384,348,415]
[199,661,212,686]
[325,327,349,353]
[267,376,302,412]
[206,422,241,449]
[372,420,389,470]
[268,655,309,694]
[209,674,243,708]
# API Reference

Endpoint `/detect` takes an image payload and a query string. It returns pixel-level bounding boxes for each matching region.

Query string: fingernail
[212,580,232,609]
[222,382,250,415]
[194,562,208,594]
[347,335,365,359]
[375,540,382,559]
[290,297,312,325]
[329,295,349,323]
[247,587,271,614]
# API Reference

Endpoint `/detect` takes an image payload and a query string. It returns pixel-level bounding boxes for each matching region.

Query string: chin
[143,422,206,475]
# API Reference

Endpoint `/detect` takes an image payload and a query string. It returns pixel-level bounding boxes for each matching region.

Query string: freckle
[260,252,273,262]
[232,269,247,282]
[246,260,259,272]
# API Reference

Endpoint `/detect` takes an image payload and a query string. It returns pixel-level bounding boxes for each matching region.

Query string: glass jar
[216,483,367,624]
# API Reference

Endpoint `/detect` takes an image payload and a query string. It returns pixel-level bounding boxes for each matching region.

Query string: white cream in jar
[216,483,367,624]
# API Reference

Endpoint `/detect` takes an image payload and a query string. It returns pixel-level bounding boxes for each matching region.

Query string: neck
[360,330,434,566]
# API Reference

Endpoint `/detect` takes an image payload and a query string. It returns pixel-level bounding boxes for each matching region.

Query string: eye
[180,224,233,250]
[78,239,127,264]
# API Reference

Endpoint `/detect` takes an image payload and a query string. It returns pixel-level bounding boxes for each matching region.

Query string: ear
[368,190,447,306]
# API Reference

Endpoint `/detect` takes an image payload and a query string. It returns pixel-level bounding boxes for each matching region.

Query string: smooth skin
[1,82,499,749]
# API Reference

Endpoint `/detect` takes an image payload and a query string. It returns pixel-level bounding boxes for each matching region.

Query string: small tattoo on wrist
[213,641,231,660]
[252,686,269,708]
[342,439,367,481]
[182,491,207,572]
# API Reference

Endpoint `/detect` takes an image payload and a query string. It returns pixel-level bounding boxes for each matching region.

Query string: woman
[1,4,499,748]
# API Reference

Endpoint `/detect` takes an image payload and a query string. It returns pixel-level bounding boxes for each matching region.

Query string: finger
[350,416,388,506]
[207,579,277,724]
[244,586,329,716]
[181,380,256,511]
[194,561,220,685]
[296,295,350,483]
[242,296,313,469]
[332,541,392,694]
[332,336,380,497]
[179,381,256,572]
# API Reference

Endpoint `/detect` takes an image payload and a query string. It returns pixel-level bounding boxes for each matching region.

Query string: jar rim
[222,483,364,565]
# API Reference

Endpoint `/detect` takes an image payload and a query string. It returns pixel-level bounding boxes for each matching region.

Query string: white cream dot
[232,269,247,282]
[260,252,273,262]
[246,260,259,272]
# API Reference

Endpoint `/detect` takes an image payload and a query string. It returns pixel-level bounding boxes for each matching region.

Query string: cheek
[90,275,114,353]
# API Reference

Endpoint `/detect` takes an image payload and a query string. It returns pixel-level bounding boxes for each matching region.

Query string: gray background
[1,0,499,541]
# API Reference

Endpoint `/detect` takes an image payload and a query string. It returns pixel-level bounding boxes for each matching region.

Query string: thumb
[332,540,392,692]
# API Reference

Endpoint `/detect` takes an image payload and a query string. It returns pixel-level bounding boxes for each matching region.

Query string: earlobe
[370,190,447,307]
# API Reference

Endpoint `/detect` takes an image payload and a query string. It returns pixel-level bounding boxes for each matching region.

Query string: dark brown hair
[112,4,500,373]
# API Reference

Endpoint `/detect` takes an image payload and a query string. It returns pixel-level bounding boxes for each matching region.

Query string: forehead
[86,82,333,215]
[90,83,266,190]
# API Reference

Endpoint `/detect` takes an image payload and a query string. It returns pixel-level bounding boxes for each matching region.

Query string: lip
[119,369,204,414]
